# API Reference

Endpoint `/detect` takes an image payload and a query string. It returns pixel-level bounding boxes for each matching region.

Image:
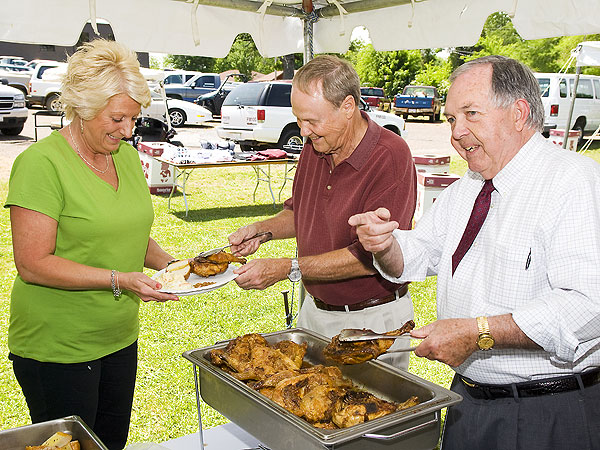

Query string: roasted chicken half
[190,251,247,277]
[208,333,307,381]
[323,320,415,365]
[207,333,420,429]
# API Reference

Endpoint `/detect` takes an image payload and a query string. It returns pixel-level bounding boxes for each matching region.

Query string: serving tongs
[196,231,273,258]
[338,328,418,352]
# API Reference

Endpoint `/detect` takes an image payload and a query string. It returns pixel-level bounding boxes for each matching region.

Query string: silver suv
[217,81,405,152]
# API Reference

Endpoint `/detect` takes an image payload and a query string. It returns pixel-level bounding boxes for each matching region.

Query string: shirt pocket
[487,243,538,309]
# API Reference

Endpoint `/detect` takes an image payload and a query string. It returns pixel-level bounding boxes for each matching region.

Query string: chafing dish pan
[0,415,108,450]
[183,327,462,450]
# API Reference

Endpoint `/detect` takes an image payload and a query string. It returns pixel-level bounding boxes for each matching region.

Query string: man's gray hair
[450,55,544,132]
[293,55,361,108]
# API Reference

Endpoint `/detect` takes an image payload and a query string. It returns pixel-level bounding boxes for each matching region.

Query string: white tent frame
[563,41,600,150]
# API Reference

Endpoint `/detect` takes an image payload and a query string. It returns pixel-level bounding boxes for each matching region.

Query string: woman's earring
[80,118,84,135]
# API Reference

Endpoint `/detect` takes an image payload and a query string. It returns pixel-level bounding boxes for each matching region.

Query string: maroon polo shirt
[283,112,416,306]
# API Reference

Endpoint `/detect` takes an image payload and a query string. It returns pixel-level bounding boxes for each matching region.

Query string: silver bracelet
[111,270,122,298]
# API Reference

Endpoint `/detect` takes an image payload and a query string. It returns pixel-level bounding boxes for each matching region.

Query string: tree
[413,59,452,98]
[351,44,421,96]
[164,55,216,72]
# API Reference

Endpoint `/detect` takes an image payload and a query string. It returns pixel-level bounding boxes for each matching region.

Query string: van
[534,72,600,142]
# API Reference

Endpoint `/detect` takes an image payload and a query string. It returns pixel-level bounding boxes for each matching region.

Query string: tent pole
[563,66,582,149]
[303,0,315,64]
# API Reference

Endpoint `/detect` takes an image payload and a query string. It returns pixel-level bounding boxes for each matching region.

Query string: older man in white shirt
[349,55,600,450]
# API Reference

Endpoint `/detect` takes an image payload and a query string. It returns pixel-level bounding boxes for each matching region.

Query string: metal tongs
[338,328,411,342]
[196,231,273,258]
[338,329,418,352]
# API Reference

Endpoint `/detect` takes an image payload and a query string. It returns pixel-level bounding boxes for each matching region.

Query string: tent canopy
[2,0,600,58]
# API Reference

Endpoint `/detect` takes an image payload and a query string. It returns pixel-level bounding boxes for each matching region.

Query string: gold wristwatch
[476,316,495,351]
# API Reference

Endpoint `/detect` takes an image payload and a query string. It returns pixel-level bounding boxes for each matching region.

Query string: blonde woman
[5,39,178,449]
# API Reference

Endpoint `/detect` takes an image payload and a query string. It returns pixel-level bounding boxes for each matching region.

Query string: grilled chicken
[207,334,306,381]
[208,333,420,429]
[323,320,415,365]
[190,251,247,277]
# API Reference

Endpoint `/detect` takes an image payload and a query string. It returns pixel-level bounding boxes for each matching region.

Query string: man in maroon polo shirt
[229,55,417,368]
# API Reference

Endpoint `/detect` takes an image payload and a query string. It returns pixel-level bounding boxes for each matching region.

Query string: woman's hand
[119,272,179,302]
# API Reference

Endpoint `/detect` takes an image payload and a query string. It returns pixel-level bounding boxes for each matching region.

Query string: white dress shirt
[377,133,600,384]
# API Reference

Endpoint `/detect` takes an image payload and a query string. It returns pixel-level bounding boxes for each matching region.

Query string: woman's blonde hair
[60,39,151,121]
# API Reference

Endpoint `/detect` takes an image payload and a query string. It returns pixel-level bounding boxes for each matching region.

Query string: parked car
[0,56,28,66]
[217,81,405,152]
[393,85,442,121]
[0,66,31,95]
[142,91,213,127]
[195,73,247,116]
[535,72,600,143]
[163,70,202,85]
[0,79,28,136]
[164,73,222,102]
[27,60,64,109]
[0,63,33,73]
[360,86,386,108]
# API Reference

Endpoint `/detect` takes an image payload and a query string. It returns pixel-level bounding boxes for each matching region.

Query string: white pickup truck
[0,79,28,135]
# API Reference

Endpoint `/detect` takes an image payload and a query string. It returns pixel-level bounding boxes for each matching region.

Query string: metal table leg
[252,165,276,207]
[168,167,194,216]
[193,365,205,450]
[278,160,297,201]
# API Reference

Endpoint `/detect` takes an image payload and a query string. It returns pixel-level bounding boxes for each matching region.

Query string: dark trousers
[441,373,600,450]
[10,341,138,450]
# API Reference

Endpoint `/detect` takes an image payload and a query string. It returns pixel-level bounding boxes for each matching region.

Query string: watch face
[288,271,301,282]
[477,335,495,350]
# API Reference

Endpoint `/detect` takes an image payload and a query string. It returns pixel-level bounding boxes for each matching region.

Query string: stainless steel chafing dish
[0,416,108,450]
[183,327,462,450]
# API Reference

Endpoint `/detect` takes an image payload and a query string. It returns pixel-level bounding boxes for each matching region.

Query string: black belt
[312,284,409,312]
[460,368,600,399]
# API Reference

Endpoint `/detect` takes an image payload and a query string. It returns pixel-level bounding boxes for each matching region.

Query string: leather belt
[460,368,600,399]
[312,284,409,312]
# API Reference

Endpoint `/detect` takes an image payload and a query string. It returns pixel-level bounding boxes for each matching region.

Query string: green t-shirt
[5,131,154,363]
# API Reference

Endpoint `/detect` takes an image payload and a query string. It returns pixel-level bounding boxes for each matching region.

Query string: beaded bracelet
[111,269,122,298]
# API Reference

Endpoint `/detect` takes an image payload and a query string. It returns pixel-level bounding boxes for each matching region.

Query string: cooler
[415,172,460,224]
[548,129,580,151]
[137,143,175,195]
[413,154,450,174]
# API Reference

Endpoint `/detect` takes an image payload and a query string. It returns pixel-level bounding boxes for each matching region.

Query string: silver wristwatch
[287,258,302,282]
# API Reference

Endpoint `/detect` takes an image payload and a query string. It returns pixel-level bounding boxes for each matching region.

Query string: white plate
[153,264,238,296]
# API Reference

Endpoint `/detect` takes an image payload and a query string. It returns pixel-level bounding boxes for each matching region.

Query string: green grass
[2,147,600,444]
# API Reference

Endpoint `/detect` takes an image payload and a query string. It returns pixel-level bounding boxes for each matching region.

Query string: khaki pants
[297,292,414,370]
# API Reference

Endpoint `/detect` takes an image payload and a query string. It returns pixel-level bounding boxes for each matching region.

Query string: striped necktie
[452,179,495,275]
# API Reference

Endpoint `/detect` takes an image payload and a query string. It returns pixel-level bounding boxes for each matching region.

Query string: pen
[525,248,531,270]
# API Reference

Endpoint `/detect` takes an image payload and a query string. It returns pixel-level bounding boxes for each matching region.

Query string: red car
[360,87,386,108]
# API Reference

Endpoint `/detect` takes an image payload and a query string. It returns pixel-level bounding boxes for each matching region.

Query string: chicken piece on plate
[323,320,415,365]
[190,251,247,277]
[204,251,247,264]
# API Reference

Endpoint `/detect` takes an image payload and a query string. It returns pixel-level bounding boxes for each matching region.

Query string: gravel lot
[0,108,457,181]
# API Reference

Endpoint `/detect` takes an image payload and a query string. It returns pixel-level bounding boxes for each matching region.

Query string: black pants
[10,341,137,450]
[441,373,600,450]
